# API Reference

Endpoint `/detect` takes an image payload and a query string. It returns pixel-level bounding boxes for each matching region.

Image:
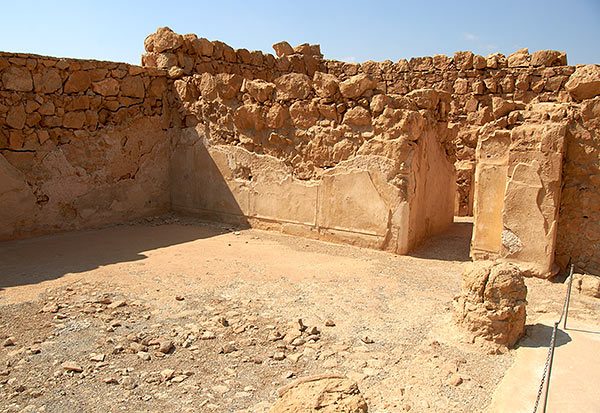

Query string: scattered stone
[156,369,173,382]
[325,319,336,327]
[213,385,229,394]
[217,317,229,327]
[158,340,174,354]
[120,376,137,390]
[175,295,185,301]
[3,337,15,347]
[201,331,216,340]
[89,353,105,362]
[361,336,374,344]
[171,375,188,383]
[220,343,237,354]
[297,319,307,331]
[273,352,286,361]
[41,303,60,313]
[137,351,151,361]
[61,362,83,373]
[272,375,368,412]
[446,373,463,387]
[107,300,126,309]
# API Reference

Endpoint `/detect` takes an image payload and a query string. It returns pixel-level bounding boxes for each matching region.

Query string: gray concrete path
[488,317,600,413]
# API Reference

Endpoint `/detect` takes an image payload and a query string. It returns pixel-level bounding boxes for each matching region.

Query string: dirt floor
[1,215,598,412]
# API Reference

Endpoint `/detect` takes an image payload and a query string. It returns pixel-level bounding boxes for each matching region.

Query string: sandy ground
[0,215,598,412]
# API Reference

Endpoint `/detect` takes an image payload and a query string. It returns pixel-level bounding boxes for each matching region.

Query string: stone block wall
[0,52,173,240]
[1,26,599,276]
[165,63,456,254]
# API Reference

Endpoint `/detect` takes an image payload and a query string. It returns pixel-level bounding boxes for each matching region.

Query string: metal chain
[532,323,558,413]
[532,263,574,413]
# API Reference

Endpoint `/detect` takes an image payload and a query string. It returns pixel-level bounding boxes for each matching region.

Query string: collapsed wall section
[0,52,174,241]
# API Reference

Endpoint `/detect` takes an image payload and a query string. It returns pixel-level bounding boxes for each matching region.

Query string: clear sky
[1,0,599,66]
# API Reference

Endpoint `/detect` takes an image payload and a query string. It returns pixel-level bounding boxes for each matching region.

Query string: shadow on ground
[0,220,235,291]
[409,219,473,263]
[517,323,572,348]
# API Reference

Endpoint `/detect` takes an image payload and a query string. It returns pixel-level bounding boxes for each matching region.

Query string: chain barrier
[532,263,574,413]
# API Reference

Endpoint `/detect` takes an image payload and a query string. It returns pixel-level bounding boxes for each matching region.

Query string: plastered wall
[0,52,173,240]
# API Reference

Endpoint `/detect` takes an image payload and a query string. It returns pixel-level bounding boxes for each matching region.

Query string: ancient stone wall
[165,63,455,254]
[0,52,173,240]
[1,27,599,276]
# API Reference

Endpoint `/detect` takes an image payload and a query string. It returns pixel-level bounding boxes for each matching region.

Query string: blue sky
[1,1,599,65]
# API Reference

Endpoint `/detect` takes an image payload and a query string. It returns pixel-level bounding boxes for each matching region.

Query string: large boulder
[453,261,527,351]
[565,65,600,100]
[270,375,368,413]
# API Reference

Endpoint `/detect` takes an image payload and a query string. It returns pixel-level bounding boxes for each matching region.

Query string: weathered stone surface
[313,72,339,99]
[64,71,92,93]
[120,76,145,98]
[33,69,62,93]
[531,50,567,67]
[6,105,26,129]
[339,74,375,99]
[2,67,33,91]
[289,101,319,128]
[565,65,600,100]
[216,73,243,100]
[454,51,474,70]
[153,27,184,53]
[574,273,600,298]
[453,261,527,349]
[234,103,265,130]
[507,48,531,68]
[343,106,371,126]
[270,375,368,412]
[244,79,275,102]
[92,78,120,96]
[272,41,294,58]
[275,73,312,100]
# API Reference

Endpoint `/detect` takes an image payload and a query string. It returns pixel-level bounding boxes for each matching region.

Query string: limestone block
[574,273,600,298]
[92,78,120,96]
[274,73,312,100]
[313,71,339,99]
[153,27,184,53]
[454,51,474,70]
[531,50,567,67]
[565,65,600,100]
[33,69,62,93]
[269,375,367,413]
[343,106,371,126]
[215,73,243,100]
[272,41,294,58]
[1,66,33,91]
[289,101,319,128]
[243,79,274,102]
[339,74,375,99]
[507,48,531,68]
[472,132,510,257]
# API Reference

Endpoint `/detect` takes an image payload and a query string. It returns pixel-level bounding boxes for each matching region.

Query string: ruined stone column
[453,261,527,352]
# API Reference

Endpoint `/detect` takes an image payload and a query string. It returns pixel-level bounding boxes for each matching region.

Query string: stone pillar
[453,261,527,352]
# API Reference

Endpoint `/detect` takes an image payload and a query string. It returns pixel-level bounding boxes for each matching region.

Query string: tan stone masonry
[1,27,599,276]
